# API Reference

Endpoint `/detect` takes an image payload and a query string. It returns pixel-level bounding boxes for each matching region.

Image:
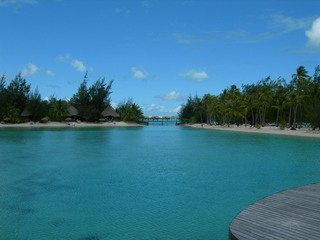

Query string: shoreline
[2,121,320,139]
[0,121,144,128]
[183,123,320,139]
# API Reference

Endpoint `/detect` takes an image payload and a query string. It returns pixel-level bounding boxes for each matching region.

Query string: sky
[1,0,320,116]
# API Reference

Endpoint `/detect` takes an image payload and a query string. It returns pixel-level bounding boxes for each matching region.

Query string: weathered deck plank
[229,183,320,240]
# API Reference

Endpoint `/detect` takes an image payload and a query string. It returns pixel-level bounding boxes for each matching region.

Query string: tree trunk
[288,106,292,128]
[299,104,303,128]
[255,109,259,126]
[292,105,298,129]
[262,106,266,126]
[259,109,262,125]
[251,109,255,126]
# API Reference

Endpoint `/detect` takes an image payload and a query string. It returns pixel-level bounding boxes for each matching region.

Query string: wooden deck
[229,183,320,240]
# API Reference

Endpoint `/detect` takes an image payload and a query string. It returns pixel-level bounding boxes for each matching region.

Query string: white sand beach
[184,123,320,139]
[0,121,144,128]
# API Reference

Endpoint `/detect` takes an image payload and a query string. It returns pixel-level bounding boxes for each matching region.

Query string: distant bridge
[141,116,181,125]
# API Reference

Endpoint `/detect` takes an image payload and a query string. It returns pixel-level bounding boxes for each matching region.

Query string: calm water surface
[1,125,320,240]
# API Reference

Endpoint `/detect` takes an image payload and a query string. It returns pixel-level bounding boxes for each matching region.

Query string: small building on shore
[21,107,33,121]
[67,106,79,121]
[101,106,120,121]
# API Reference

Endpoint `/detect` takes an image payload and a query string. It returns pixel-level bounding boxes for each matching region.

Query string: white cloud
[144,103,182,115]
[58,54,88,72]
[145,104,163,112]
[206,15,315,44]
[179,69,208,82]
[46,70,55,76]
[174,105,182,113]
[57,54,71,62]
[21,63,39,77]
[271,14,313,33]
[110,101,117,109]
[306,17,320,47]
[71,59,86,72]
[0,0,37,7]
[156,91,187,101]
[131,67,148,79]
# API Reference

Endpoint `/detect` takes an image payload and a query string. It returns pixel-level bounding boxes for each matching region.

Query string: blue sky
[1,0,320,116]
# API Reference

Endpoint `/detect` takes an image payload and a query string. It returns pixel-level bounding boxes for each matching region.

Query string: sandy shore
[0,121,144,128]
[183,123,320,139]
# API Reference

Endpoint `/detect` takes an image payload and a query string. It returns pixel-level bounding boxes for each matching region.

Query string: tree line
[0,72,144,123]
[179,65,320,130]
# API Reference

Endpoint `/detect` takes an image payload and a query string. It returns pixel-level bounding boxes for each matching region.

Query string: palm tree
[116,98,143,122]
[49,99,68,121]
[218,85,243,126]
[227,96,246,126]
[271,79,287,125]
[242,83,260,126]
[253,77,274,126]
[193,95,205,123]
[201,94,216,124]
[208,95,221,125]
[291,66,310,129]
[306,65,320,129]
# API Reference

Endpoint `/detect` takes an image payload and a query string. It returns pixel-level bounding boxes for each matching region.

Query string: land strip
[183,123,320,139]
[0,121,143,128]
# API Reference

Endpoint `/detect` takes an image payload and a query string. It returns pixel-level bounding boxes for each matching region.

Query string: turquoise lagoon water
[1,125,320,240]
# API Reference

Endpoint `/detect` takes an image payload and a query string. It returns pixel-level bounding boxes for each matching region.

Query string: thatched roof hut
[21,107,32,117]
[68,106,78,117]
[101,106,120,118]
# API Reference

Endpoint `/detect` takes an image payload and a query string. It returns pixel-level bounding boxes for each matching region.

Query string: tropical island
[2,65,320,138]
[179,65,320,138]
[0,72,144,127]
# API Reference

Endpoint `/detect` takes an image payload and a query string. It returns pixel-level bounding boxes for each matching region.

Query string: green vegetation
[70,72,114,121]
[179,65,320,129]
[116,98,144,122]
[47,97,69,121]
[0,72,143,123]
[0,73,31,123]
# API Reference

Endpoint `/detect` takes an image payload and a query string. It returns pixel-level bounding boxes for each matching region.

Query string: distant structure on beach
[142,116,180,125]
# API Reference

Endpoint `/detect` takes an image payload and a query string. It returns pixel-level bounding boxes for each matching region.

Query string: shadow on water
[78,234,101,240]
[2,169,76,222]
